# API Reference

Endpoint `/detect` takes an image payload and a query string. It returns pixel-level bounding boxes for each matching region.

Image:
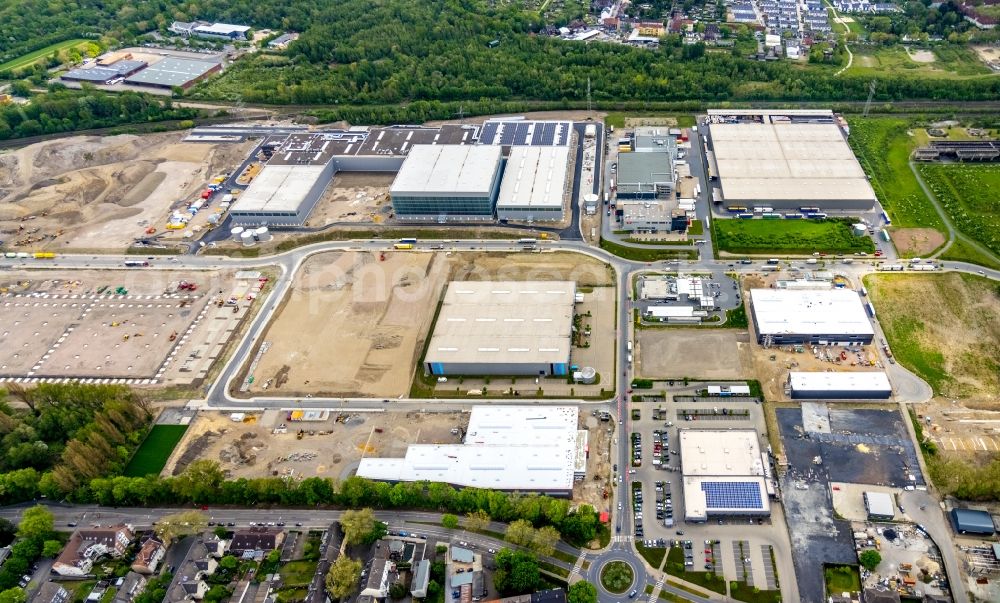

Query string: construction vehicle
[379,252,385,261]
[168,331,178,342]
[178,281,197,291]
[115,286,128,295]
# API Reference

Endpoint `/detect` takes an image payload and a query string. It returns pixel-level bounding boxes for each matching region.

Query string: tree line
[0,86,199,141]
[0,384,152,502]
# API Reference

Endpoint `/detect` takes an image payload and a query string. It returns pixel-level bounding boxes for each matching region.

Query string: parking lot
[621,387,792,596]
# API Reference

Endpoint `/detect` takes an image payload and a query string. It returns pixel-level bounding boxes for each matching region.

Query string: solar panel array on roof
[478,121,571,146]
[701,481,763,509]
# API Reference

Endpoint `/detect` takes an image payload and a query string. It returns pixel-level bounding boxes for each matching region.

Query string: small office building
[864,491,895,521]
[616,152,675,199]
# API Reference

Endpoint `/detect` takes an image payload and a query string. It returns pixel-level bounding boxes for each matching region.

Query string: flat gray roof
[617,152,673,185]
[125,57,220,87]
[390,145,501,196]
[864,491,895,517]
[496,146,569,210]
[424,281,574,366]
[710,120,877,204]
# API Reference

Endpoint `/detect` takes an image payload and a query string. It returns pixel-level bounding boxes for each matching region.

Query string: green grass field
[845,45,992,79]
[848,118,944,232]
[123,424,189,477]
[917,163,1000,258]
[279,560,318,586]
[824,565,860,596]
[729,582,781,603]
[600,238,698,261]
[940,238,1000,272]
[712,218,874,255]
[863,272,1000,399]
[0,39,89,72]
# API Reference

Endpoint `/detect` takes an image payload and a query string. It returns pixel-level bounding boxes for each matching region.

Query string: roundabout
[600,560,635,593]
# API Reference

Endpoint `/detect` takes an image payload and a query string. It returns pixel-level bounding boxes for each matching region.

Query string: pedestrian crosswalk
[647,576,665,603]
[612,535,632,543]
[570,554,586,576]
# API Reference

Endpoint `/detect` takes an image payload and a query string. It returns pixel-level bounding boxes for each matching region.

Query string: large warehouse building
[680,429,773,522]
[616,152,675,199]
[390,145,504,221]
[789,371,892,399]
[229,126,474,226]
[749,289,875,345]
[706,109,877,211]
[124,57,222,89]
[496,146,570,222]
[357,406,587,496]
[424,281,575,376]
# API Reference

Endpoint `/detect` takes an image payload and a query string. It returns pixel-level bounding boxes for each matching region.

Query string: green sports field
[0,39,89,72]
[713,218,875,255]
[123,424,188,477]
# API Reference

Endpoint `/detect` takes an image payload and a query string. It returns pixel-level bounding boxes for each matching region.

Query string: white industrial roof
[680,429,764,477]
[790,371,891,392]
[390,145,501,196]
[496,147,569,210]
[864,491,895,517]
[357,406,584,491]
[750,289,874,338]
[646,306,695,318]
[710,120,877,204]
[229,165,326,214]
[194,23,251,34]
[424,281,574,366]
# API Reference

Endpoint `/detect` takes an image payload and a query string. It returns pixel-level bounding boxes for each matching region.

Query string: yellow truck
[32,252,56,259]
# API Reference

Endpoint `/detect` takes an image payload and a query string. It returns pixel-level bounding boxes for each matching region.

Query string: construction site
[739,272,886,402]
[303,172,395,227]
[0,267,266,384]
[0,132,255,251]
[239,250,615,399]
[163,407,615,509]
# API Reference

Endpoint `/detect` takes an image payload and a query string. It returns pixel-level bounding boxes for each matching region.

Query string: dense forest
[0,383,153,501]
[0,0,998,111]
[0,86,198,140]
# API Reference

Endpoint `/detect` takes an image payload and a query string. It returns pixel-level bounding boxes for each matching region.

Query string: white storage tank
[852,223,867,236]
[579,366,597,384]
[240,231,256,247]
[230,226,244,242]
[255,226,272,242]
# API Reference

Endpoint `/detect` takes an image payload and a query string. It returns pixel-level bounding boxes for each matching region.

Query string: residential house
[228,527,285,559]
[359,559,395,599]
[112,572,147,603]
[410,560,430,599]
[31,583,70,603]
[165,537,224,603]
[131,536,167,575]
[52,525,134,577]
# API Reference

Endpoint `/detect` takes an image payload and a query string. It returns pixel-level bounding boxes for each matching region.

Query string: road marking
[648,576,665,603]
[571,554,586,575]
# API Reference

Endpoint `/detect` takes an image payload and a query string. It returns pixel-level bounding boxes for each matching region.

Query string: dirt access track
[0,132,255,251]
[242,250,615,399]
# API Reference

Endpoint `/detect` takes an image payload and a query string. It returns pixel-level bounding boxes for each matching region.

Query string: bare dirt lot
[305,172,394,227]
[891,228,946,257]
[972,45,1000,65]
[244,250,614,398]
[0,133,255,250]
[635,329,748,380]
[165,409,466,480]
[0,267,242,381]
[166,407,615,509]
